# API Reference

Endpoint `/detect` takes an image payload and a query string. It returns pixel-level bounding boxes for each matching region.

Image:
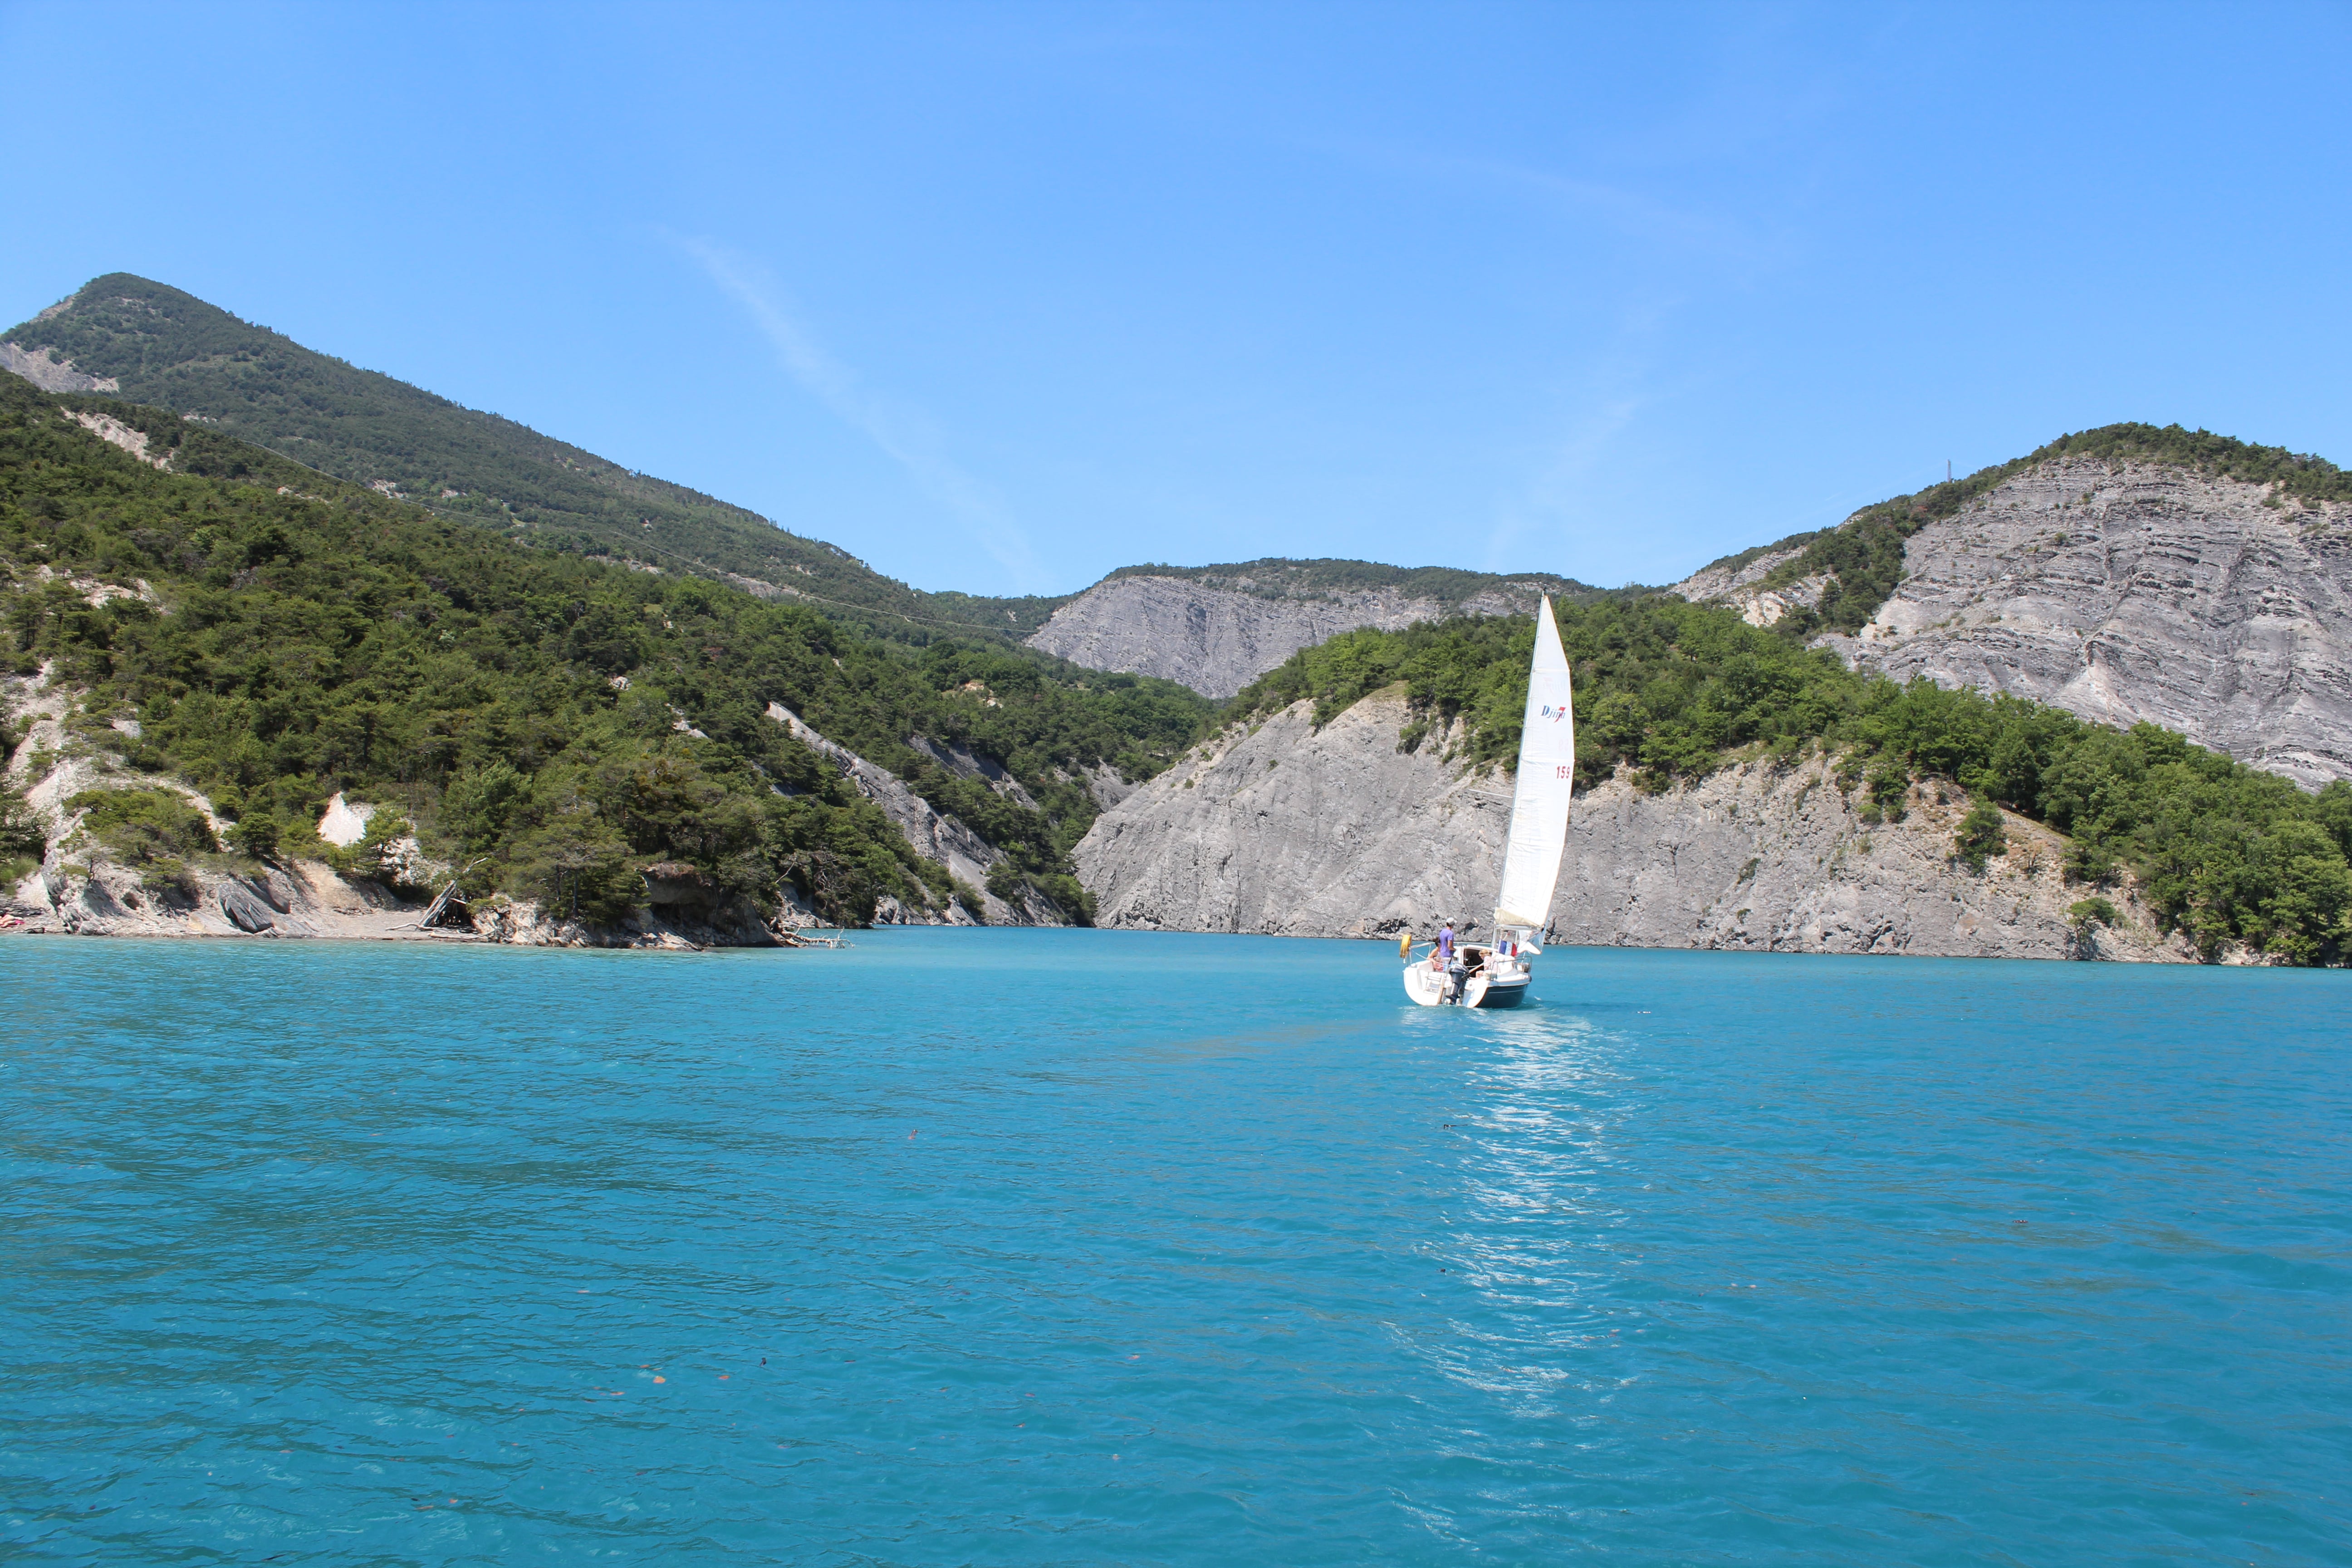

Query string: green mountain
[0,375,1209,927]
[1,274,1069,646]
[2,277,1663,687]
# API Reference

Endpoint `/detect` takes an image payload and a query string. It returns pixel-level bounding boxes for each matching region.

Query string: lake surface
[3,930,2347,1565]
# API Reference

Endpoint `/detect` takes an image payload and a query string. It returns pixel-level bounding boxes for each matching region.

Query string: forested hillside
[1233,598,2352,963]
[2,274,1069,647]
[0,376,1208,926]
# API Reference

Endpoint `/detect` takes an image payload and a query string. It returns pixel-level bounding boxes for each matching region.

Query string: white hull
[1402,961,1532,1009]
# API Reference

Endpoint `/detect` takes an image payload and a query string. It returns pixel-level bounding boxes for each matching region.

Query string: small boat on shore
[1402,596,1575,1008]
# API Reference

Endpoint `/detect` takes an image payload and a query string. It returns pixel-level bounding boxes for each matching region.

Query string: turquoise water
[3,931,2347,1565]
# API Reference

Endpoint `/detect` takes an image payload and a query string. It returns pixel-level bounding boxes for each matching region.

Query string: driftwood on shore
[396,858,490,932]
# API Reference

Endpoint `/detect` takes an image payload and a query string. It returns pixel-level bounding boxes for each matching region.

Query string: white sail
[1491,596,1575,935]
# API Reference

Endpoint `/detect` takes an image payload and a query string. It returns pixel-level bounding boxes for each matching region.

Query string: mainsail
[1491,596,1576,935]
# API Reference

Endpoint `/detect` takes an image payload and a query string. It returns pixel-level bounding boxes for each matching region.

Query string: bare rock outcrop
[1074,689,2188,963]
[1667,546,1834,628]
[1026,574,1547,699]
[1793,459,2352,786]
[213,876,285,933]
[10,852,439,942]
[1067,761,1137,811]
[6,832,801,949]
[0,341,119,393]
[908,734,1039,808]
[316,791,373,847]
[763,702,1060,925]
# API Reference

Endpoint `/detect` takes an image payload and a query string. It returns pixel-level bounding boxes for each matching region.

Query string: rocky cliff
[1027,572,1559,699]
[1074,688,2192,962]
[1674,457,2352,788]
[1668,545,1832,629]
[0,340,118,394]
[1820,460,2352,787]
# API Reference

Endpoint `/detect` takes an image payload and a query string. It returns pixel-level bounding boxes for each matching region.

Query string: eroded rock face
[10,856,418,941]
[1074,690,2189,962]
[3,848,802,949]
[0,341,119,393]
[1071,762,1136,811]
[763,702,1059,926]
[1026,575,1543,699]
[214,877,283,932]
[1808,459,2352,786]
[641,861,721,906]
[1667,547,1832,627]
[908,735,1039,809]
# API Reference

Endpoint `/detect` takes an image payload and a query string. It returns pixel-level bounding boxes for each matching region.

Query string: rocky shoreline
[2,854,831,951]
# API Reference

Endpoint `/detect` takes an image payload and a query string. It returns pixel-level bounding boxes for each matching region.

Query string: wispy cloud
[1424,152,1758,260]
[1307,127,1793,282]
[1483,386,1648,580]
[674,236,1043,589]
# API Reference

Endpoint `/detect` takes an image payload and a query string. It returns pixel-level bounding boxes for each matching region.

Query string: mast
[1491,596,1575,938]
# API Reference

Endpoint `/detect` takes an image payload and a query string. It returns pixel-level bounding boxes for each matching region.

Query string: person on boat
[1438,921,1467,1003]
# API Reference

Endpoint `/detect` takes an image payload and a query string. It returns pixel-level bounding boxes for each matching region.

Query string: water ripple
[2,933,2347,1564]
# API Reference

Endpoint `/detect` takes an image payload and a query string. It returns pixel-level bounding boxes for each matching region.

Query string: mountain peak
[1,273,1058,646]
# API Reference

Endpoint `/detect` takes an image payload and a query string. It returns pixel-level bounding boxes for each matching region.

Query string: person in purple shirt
[1437,921,1465,1002]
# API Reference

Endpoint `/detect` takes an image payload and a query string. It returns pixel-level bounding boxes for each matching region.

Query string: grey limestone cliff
[1674,458,2352,787]
[1026,574,1545,699]
[0,340,118,394]
[1074,688,2189,962]
[1813,459,2352,786]
[1668,547,1833,629]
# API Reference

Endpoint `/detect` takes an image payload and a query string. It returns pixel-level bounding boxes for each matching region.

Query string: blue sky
[3,2,2346,598]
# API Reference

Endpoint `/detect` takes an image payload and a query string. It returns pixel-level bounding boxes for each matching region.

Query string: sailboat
[1402,595,1576,1008]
